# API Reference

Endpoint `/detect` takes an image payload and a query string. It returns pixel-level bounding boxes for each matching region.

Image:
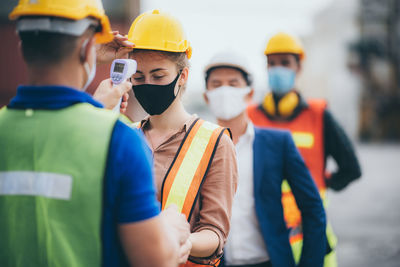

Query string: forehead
[129,50,176,71]
[267,53,297,61]
[208,67,245,82]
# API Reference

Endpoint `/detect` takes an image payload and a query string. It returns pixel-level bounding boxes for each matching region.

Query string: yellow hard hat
[264,32,305,60]
[127,10,192,59]
[9,0,113,44]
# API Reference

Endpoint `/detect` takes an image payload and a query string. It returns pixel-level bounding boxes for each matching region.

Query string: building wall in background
[351,0,400,141]
[297,0,361,140]
[0,0,140,108]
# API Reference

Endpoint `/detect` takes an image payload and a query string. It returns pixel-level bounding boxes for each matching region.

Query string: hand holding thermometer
[110,59,137,112]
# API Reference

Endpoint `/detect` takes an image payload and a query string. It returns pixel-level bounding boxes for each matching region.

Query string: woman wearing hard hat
[126,10,238,267]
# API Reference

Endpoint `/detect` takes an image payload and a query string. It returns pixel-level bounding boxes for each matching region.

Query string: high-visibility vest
[161,118,230,221]
[248,99,338,266]
[136,118,229,266]
[247,99,326,243]
[0,103,118,266]
[166,118,229,267]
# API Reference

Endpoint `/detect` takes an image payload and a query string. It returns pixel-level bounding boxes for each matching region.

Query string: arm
[93,79,131,112]
[190,134,238,263]
[324,110,362,191]
[283,132,326,267]
[110,122,189,266]
[189,230,219,258]
[96,31,134,65]
[93,31,134,112]
[120,206,192,267]
[119,216,180,267]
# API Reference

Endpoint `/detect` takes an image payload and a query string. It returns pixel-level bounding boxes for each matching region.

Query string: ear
[245,88,254,103]
[203,91,209,104]
[178,67,189,86]
[296,61,302,74]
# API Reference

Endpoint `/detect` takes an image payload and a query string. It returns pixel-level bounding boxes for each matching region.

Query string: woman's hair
[162,51,190,72]
[130,49,190,91]
[130,49,190,72]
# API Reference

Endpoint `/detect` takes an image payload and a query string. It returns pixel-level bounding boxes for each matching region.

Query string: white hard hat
[204,51,253,84]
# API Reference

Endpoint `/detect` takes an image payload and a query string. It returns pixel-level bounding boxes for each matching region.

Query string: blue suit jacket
[223,127,326,267]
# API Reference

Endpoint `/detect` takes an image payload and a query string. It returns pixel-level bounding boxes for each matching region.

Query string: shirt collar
[244,121,255,138]
[237,121,255,146]
[8,85,103,110]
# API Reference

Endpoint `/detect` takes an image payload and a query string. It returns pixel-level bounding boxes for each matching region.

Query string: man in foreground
[0,1,190,266]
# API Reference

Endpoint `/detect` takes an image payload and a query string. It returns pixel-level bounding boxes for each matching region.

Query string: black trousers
[226,261,272,267]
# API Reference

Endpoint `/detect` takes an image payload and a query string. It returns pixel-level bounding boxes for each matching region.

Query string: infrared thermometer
[110,59,137,112]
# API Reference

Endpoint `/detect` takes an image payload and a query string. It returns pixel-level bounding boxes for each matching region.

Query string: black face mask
[132,73,181,116]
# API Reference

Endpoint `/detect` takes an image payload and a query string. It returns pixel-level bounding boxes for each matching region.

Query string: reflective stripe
[281,179,291,193]
[164,121,219,213]
[0,171,72,200]
[291,132,314,148]
[282,180,326,230]
[162,120,203,212]
[163,119,229,266]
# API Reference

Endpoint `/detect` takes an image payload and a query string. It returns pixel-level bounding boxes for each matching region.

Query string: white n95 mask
[206,86,251,120]
[81,38,97,92]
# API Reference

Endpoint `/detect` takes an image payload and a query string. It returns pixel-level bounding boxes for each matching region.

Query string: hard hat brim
[204,62,251,77]
[9,6,113,44]
[16,17,98,36]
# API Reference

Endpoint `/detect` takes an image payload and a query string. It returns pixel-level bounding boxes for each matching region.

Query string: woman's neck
[148,98,191,131]
[217,112,248,145]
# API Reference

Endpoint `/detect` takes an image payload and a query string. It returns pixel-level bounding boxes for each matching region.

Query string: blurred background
[0,0,399,266]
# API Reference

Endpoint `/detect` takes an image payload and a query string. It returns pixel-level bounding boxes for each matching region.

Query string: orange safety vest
[157,118,229,267]
[247,99,326,243]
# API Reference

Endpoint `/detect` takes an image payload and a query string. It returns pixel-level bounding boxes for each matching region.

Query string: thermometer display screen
[113,63,125,73]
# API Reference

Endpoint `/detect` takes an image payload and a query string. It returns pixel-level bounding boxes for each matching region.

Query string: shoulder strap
[161,118,229,220]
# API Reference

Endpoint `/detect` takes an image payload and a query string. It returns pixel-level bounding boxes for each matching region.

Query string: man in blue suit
[203,52,326,267]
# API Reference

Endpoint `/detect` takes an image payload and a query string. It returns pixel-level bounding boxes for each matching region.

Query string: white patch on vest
[0,171,72,200]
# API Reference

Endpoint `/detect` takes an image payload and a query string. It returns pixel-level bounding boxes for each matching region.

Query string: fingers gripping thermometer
[110,59,137,112]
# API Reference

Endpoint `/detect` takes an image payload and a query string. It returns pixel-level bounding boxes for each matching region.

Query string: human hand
[93,79,132,112]
[96,31,134,65]
[161,205,191,246]
[119,91,130,114]
[178,238,192,264]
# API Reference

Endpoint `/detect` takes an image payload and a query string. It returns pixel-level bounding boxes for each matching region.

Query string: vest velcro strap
[161,119,228,220]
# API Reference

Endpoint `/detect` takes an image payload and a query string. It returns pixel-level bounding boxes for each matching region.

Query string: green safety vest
[0,103,119,267]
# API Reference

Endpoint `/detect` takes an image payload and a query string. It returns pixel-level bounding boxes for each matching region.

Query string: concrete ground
[327,144,400,267]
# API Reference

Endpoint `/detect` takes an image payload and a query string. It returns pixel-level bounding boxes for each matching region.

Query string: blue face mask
[268,66,296,95]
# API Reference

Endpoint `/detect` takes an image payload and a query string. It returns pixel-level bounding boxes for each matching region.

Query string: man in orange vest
[247,32,362,266]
